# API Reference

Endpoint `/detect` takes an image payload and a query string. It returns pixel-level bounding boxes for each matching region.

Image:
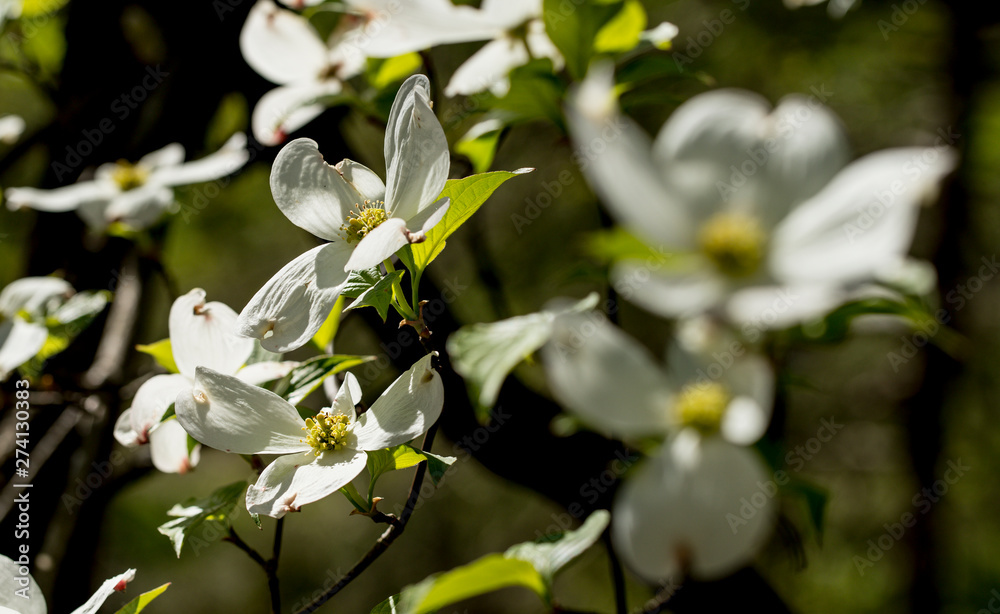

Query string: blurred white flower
[241,0,366,146]
[113,288,295,474]
[443,0,563,98]
[0,553,135,614]
[543,311,773,444]
[5,134,249,231]
[641,22,680,49]
[0,115,25,144]
[784,0,859,18]
[0,277,73,380]
[612,433,774,583]
[236,74,449,352]
[566,63,956,329]
[176,354,443,518]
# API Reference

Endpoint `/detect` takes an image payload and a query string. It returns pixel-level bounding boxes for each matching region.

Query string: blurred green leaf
[367,53,423,90]
[785,478,830,543]
[136,338,179,374]
[582,227,679,265]
[593,0,647,53]
[411,170,533,272]
[157,481,246,557]
[344,269,404,322]
[543,0,621,80]
[206,92,248,151]
[112,583,170,614]
[456,119,504,174]
[504,509,610,585]
[20,16,66,78]
[492,59,564,125]
[271,353,376,406]
[447,293,599,423]
[312,294,347,351]
[20,0,70,16]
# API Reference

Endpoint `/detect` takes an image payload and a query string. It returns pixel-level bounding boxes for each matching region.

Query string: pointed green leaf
[411,170,533,272]
[312,295,347,351]
[542,0,622,79]
[367,444,456,499]
[345,270,404,322]
[157,481,246,557]
[342,267,383,298]
[593,0,647,53]
[367,53,423,90]
[270,354,376,406]
[112,583,171,614]
[504,509,610,586]
[447,294,599,423]
[136,339,179,374]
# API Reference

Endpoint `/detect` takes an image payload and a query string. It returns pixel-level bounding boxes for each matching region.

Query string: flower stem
[603,529,627,614]
[383,259,418,320]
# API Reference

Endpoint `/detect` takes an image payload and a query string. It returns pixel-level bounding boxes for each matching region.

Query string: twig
[290,424,439,614]
[603,529,627,614]
[224,526,268,569]
[268,518,284,614]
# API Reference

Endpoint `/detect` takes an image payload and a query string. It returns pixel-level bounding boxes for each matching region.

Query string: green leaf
[504,509,610,586]
[345,270,405,322]
[367,444,456,499]
[400,555,546,614]
[367,53,423,90]
[593,0,647,53]
[271,354,376,406]
[21,0,70,16]
[411,170,532,272]
[785,478,829,543]
[312,295,347,351]
[446,294,599,423]
[206,92,249,151]
[582,227,678,265]
[455,119,504,174]
[157,481,246,557]
[136,338,180,374]
[492,60,564,124]
[112,583,170,614]
[543,0,622,79]
[342,267,383,298]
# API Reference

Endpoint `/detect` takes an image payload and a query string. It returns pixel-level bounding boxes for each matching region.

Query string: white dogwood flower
[567,64,956,329]
[236,74,449,352]
[241,0,366,146]
[0,553,135,614]
[0,277,73,380]
[0,115,25,144]
[5,133,249,231]
[612,433,774,583]
[114,288,295,474]
[443,0,563,98]
[175,353,443,518]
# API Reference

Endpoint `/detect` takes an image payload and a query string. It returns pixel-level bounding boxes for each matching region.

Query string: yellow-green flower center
[698,212,766,278]
[302,413,351,455]
[340,200,388,244]
[674,382,730,434]
[111,161,149,191]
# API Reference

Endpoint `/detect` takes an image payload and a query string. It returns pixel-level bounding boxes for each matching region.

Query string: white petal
[149,419,201,474]
[345,0,499,58]
[252,80,343,147]
[413,196,450,235]
[444,36,528,97]
[383,74,449,222]
[113,408,140,447]
[542,312,675,439]
[720,356,773,445]
[175,367,309,455]
[0,319,47,380]
[0,115,26,144]
[246,447,367,518]
[138,142,185,169]
[240,0,328,85]
[269,139,371,240]
[0,554,44,614]
[103,185,174,230]
[236,360,298,385]
[525,19,562,69]
[343,217,408,271]
[354,353,443,450]
[329,371,361,422]
[610,261,726,319]
[236,242,354,353]
[170,288,255,379]
[612,438,774,582]
[566,64,694,248]
[70,568,136,614]
[725,284,842,329]
[119,374,191,445]
[654,88,770,167]
[771,147,956,286]
[151,133,249,186]
[0,276,72,316]
[480,0,540,25]
[336,158,386,202]
[5,180,117,213]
